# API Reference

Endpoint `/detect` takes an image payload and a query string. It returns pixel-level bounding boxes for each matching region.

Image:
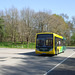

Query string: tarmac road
[0,48,75,75]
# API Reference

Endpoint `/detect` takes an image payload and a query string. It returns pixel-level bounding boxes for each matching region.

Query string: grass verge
[0,42,35,49]
[67,46,75,47]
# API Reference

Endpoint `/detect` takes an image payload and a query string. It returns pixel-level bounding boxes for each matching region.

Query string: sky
[0,0,75,19]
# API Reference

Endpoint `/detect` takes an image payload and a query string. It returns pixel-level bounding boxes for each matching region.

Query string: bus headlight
[36,48,39,51]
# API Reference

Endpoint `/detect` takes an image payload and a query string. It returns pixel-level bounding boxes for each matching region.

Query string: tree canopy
[0,7,74,45]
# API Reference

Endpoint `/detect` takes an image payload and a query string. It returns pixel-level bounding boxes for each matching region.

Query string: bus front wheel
[56,50,59,55]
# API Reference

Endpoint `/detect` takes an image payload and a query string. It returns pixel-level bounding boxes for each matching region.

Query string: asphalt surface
[0,48,75,75]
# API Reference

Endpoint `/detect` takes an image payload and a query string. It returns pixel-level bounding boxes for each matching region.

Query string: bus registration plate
[42,53,46,54]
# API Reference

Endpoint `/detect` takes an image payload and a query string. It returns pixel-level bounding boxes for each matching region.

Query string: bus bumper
[35,50,55,55]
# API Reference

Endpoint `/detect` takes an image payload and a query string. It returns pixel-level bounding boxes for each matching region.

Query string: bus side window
[57,38,59,46]
[55,37,58,46]
[56,38,62,46]
[63,40,66,46]
[59,41,61,46]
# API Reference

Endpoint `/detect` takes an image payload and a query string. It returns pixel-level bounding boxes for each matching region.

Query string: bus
[35,32,66,55]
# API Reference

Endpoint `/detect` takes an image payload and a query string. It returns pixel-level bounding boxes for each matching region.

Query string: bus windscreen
[36,34,53,47]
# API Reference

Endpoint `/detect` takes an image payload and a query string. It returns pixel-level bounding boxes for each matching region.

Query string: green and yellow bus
[35,32,66,55]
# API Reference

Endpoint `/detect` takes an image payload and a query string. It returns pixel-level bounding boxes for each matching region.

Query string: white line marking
[44,52,75,75]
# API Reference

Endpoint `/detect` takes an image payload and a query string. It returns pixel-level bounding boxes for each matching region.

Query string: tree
[47,14,69,36]
[20,8,35,44]
[0,17,5,42]
[71,33,75,45]
[60,14,74,45]
[0,7,73,46]
[60,13,69,21]
[5,7,19,43]
[33,11,51,32]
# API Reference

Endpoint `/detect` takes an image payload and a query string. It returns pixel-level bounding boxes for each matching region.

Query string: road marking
[44,52,75,75]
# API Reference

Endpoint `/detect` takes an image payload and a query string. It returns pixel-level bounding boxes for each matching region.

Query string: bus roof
[36,32,53,34]
[36,32,65,39]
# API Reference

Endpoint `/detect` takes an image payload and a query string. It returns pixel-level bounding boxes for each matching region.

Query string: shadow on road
[0,49,75,75]
[47,57,75,75]
[18,52,54,57]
